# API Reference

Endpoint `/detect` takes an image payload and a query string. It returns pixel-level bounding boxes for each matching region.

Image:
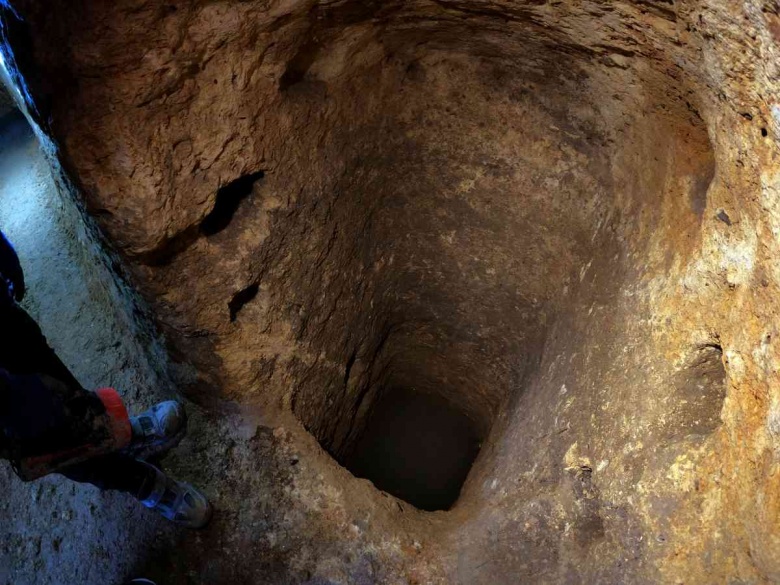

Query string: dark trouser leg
[0,304,131,480]
[61,454,156,499]
[0,371,110,460]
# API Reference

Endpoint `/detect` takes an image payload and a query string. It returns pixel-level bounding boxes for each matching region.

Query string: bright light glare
[0,45,28,107]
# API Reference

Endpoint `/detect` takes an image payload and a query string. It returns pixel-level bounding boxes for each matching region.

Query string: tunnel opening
[344,386,482,511]
[273,43,719,515]
[229,282,260,322]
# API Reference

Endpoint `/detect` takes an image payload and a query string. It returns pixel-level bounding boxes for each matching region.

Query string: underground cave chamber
[16,5,719,513]
[263,48,720,512]
[4,1,777,582]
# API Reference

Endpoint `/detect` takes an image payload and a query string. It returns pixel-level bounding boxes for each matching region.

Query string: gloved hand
[0,230,25,302]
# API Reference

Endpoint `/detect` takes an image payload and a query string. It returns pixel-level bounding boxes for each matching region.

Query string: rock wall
[0,75,16,117]
[4,0,780,583]
[0,87,13,117]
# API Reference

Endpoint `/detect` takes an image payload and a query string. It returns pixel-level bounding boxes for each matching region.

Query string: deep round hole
[343,387,482,511]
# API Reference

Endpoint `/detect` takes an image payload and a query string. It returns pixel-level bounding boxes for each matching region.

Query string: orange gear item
[16,388,132,480]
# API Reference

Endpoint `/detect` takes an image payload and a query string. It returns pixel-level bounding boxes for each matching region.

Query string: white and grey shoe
[140,463,212,529]
[124,400,187,460]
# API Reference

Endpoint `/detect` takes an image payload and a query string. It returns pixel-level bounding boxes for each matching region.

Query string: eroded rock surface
[3,0,780,583]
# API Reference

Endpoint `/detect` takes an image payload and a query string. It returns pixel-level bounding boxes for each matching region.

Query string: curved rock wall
[5,0,780,583]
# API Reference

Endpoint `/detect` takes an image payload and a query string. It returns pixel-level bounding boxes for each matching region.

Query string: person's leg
[0,305,131,478]
[59,453,156,500]
[61,454,212,529]
[0,304,211,527]
[1,304,185,462]
[60,453,156,499]
[0,369,131,479]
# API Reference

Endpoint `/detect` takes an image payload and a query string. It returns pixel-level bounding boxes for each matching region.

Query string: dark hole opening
[229,282,259,322]
[201,171,265,236]
[343,387,482,511]
[761,127,768,137]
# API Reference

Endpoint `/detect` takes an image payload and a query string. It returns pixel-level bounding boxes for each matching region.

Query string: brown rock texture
[3,0,780,583]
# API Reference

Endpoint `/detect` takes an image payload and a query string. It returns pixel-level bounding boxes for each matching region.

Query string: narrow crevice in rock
[279,40,321,91]
[140,224,200,267]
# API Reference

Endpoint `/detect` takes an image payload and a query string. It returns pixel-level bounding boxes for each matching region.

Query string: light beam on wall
[0,44,28,109]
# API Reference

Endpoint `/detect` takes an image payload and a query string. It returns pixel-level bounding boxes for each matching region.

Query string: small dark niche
[229,282,260,322]
[201,171,265,236]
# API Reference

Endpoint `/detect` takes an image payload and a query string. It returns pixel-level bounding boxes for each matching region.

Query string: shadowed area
[345,387,481,511]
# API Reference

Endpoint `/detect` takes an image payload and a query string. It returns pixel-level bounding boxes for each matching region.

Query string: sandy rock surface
[1,0,779,583]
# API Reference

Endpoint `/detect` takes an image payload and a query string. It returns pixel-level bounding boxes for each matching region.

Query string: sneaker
[140,464,212,529]
[125,400,187,460]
